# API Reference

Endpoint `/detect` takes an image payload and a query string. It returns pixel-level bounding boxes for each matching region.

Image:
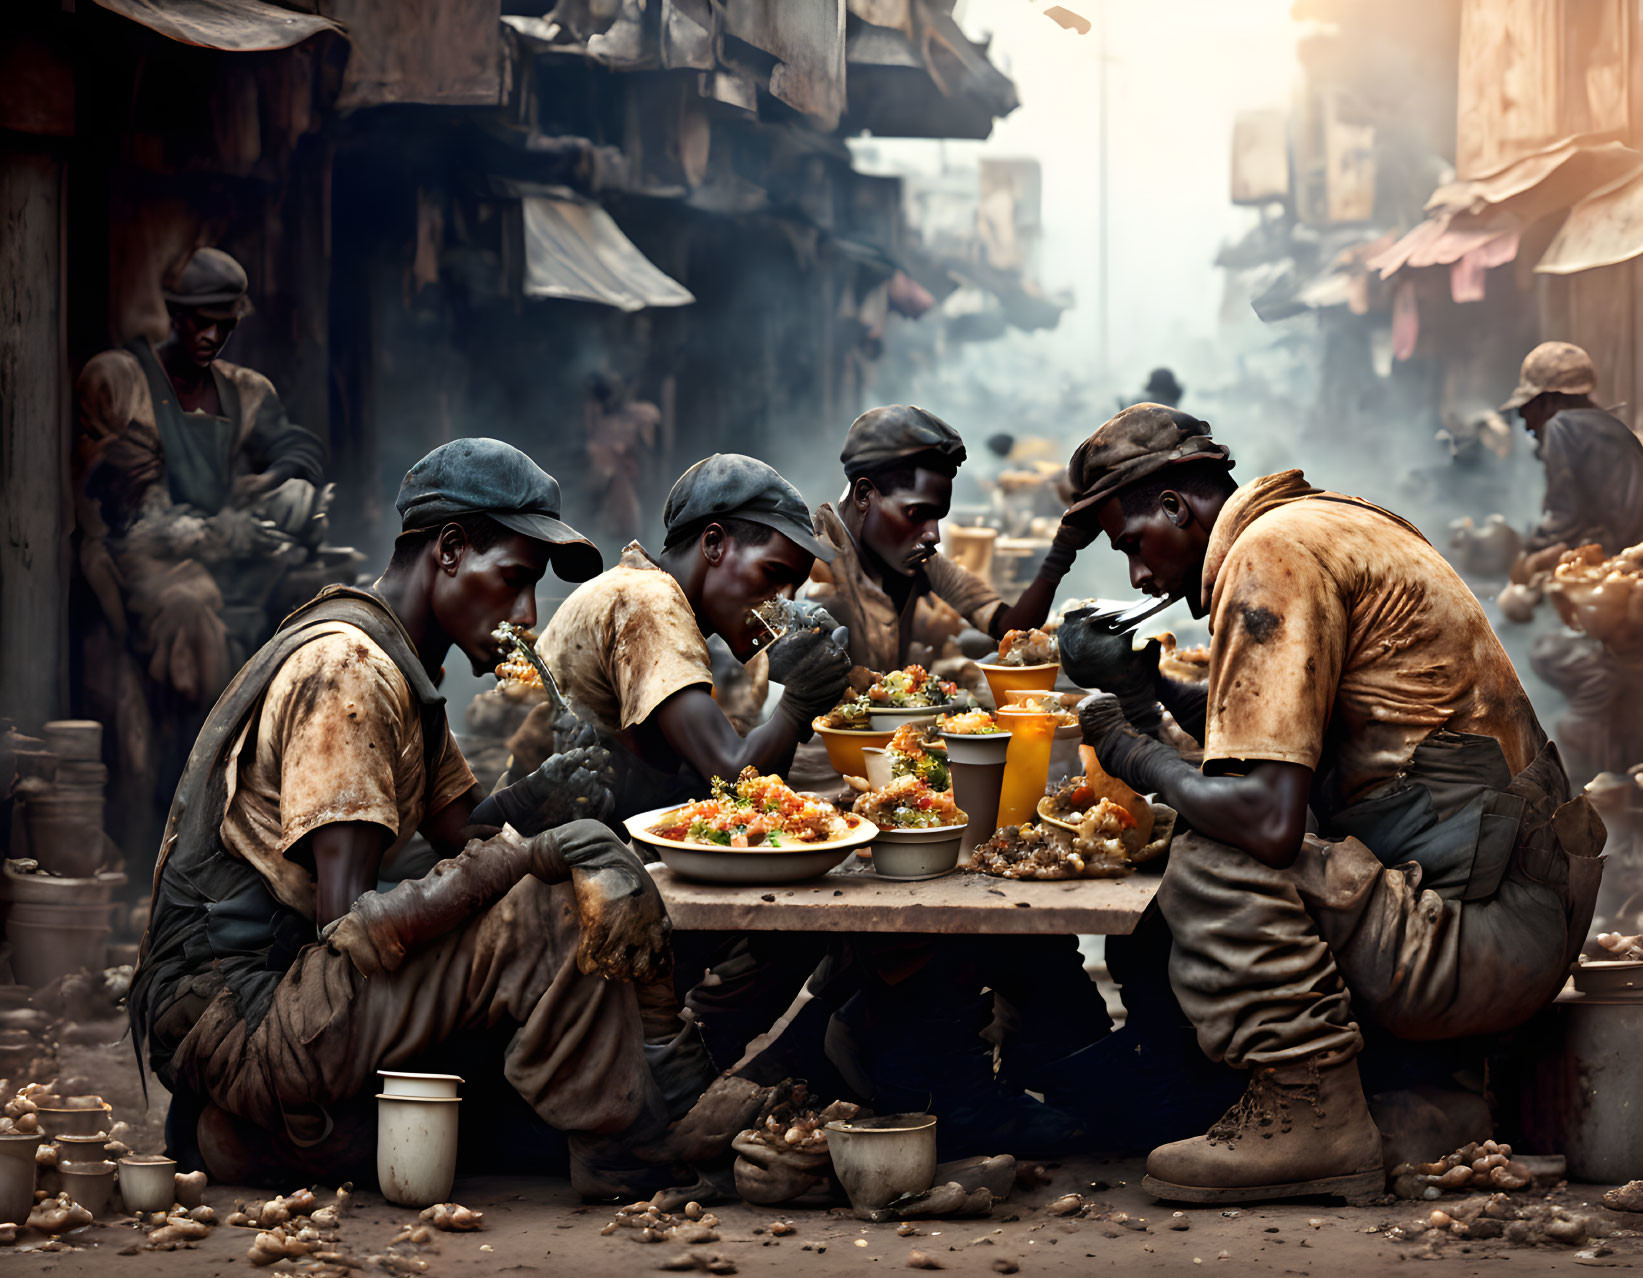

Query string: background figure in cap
[130,437,717,1202]
[72,245,335,877]
[807,403,1101,674]
[1499,340,1643,556]
[1141,366,1185,409]
[1055,403,1598,1204]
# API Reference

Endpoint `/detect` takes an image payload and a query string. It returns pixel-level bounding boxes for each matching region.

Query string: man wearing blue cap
[130,438,710,1198]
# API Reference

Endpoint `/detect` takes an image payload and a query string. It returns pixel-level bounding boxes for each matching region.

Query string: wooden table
[646,860,1162,936]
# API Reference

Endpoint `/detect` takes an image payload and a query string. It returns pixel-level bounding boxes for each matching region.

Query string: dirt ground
[9,1156,1643,1276]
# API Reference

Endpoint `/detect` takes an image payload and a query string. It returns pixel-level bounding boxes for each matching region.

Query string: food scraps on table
[968,813,1135,880]
[1157,632,1210,683]
[1003,693,1077,727]
[648,768,853,848]
[939,708,1003,735]
[994,628,1058,667]
[852,775,967,830]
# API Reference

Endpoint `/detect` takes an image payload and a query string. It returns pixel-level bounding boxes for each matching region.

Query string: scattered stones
[1046,1193,1083,1216]
[658,1251,736,1274]
[1603,1181,1643,1213]
[906,1249,944,1269]
[991,1261,1019,1275]
[1391,1140,1531,1199]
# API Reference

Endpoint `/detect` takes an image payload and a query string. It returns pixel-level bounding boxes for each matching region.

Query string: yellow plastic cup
[978,662,1060,708]
[995,706,1056,828]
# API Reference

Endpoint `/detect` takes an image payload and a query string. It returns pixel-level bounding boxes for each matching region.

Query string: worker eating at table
[129,438,707,1199]
[472,453,855,1085]
[1061,403,1603,1204]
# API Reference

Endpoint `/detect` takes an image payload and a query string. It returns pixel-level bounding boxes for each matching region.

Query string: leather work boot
[1142,1052,1386,1205]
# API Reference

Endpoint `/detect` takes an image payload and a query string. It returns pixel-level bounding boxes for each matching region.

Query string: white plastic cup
[376,1094,460,1207]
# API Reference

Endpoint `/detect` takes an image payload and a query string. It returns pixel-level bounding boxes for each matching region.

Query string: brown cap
[161,247,253,320]
[841,404,966,478]
[1065,403,1233,516]
[1500,341,1597,412]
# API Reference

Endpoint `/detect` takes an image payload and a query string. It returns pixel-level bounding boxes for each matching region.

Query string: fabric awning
[93,0,339,50]
[1370,138,1642,282]
[1536,163,1643,276]
[522,197,695,312]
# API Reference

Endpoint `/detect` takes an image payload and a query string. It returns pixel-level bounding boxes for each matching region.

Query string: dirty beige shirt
[1200,470,1545,813]
[807,502,1005,672]
[219,623,476,918]
[537,542,715,735]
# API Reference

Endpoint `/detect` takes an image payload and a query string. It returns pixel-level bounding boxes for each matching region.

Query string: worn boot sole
[1142,1168,1384,1207]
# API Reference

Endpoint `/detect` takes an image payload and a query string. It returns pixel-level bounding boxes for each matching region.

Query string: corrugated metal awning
[522,197,695,312]
[93,0,339,51]
[1536,163,1643,276]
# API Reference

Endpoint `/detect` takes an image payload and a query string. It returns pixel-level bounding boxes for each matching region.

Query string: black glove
[1039,508,1101,582]
[1077,692,1192,798]
[771,625,852,740]
[532,818,673,982]
[470,743,618,834]
[1058,615,1163,734]
[764,602,844,684]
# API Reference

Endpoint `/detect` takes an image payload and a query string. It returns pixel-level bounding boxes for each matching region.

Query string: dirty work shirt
[807,502,1005,672]
[1199,470,1545,817]
[219,623,476,918]
[538,542,715,746]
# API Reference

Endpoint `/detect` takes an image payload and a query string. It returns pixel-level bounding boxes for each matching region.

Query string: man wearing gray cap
[131,438,707,1199]
[1499,340,1643,556]
[531,452,852,812]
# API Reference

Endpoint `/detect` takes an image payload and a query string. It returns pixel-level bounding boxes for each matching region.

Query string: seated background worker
[1062,404,1604,1204]
[472,455,852,1078]
[131,438,698,1200]
[807,403,1098,674]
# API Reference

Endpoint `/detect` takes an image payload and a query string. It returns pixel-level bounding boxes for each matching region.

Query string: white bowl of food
[869,825,967,880]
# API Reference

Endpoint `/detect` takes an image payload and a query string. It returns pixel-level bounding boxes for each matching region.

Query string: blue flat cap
[397,437,603,582]
[662,453,832,562]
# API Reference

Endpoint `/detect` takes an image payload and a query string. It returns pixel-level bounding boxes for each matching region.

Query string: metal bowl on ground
[625,806,875,885]
[867,824,966,881]
[825,1113,938,1214]
[811,719,893,777]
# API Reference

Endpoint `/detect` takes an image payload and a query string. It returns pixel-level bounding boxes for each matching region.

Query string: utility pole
[1097,0,1110,380]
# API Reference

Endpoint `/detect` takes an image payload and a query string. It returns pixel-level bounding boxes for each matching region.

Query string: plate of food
[833,665,975,731]
[627,768,875,884]
[850,776,968,880]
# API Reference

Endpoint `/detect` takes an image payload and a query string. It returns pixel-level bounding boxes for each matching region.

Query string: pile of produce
[1544,541,1643,660]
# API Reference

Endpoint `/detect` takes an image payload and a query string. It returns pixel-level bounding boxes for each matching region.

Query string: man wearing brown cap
[1058,403,1603,1203]
[1502,340,1643,556]
[806,404,1098,673]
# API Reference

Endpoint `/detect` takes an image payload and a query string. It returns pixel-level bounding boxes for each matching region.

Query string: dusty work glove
[1058,615,1163,735]
[1039,507,1102,582]
[128,561,230,704]
[545,820,673,983]
[469,742,618,834]
[1077,692,1192,798]
[770,624,852,740]
[763,601,844,684]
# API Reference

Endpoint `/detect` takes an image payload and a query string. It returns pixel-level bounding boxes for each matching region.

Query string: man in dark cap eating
[807,404,1098,672]
[1057,403,1603,1204]
[131,438,714,1200]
